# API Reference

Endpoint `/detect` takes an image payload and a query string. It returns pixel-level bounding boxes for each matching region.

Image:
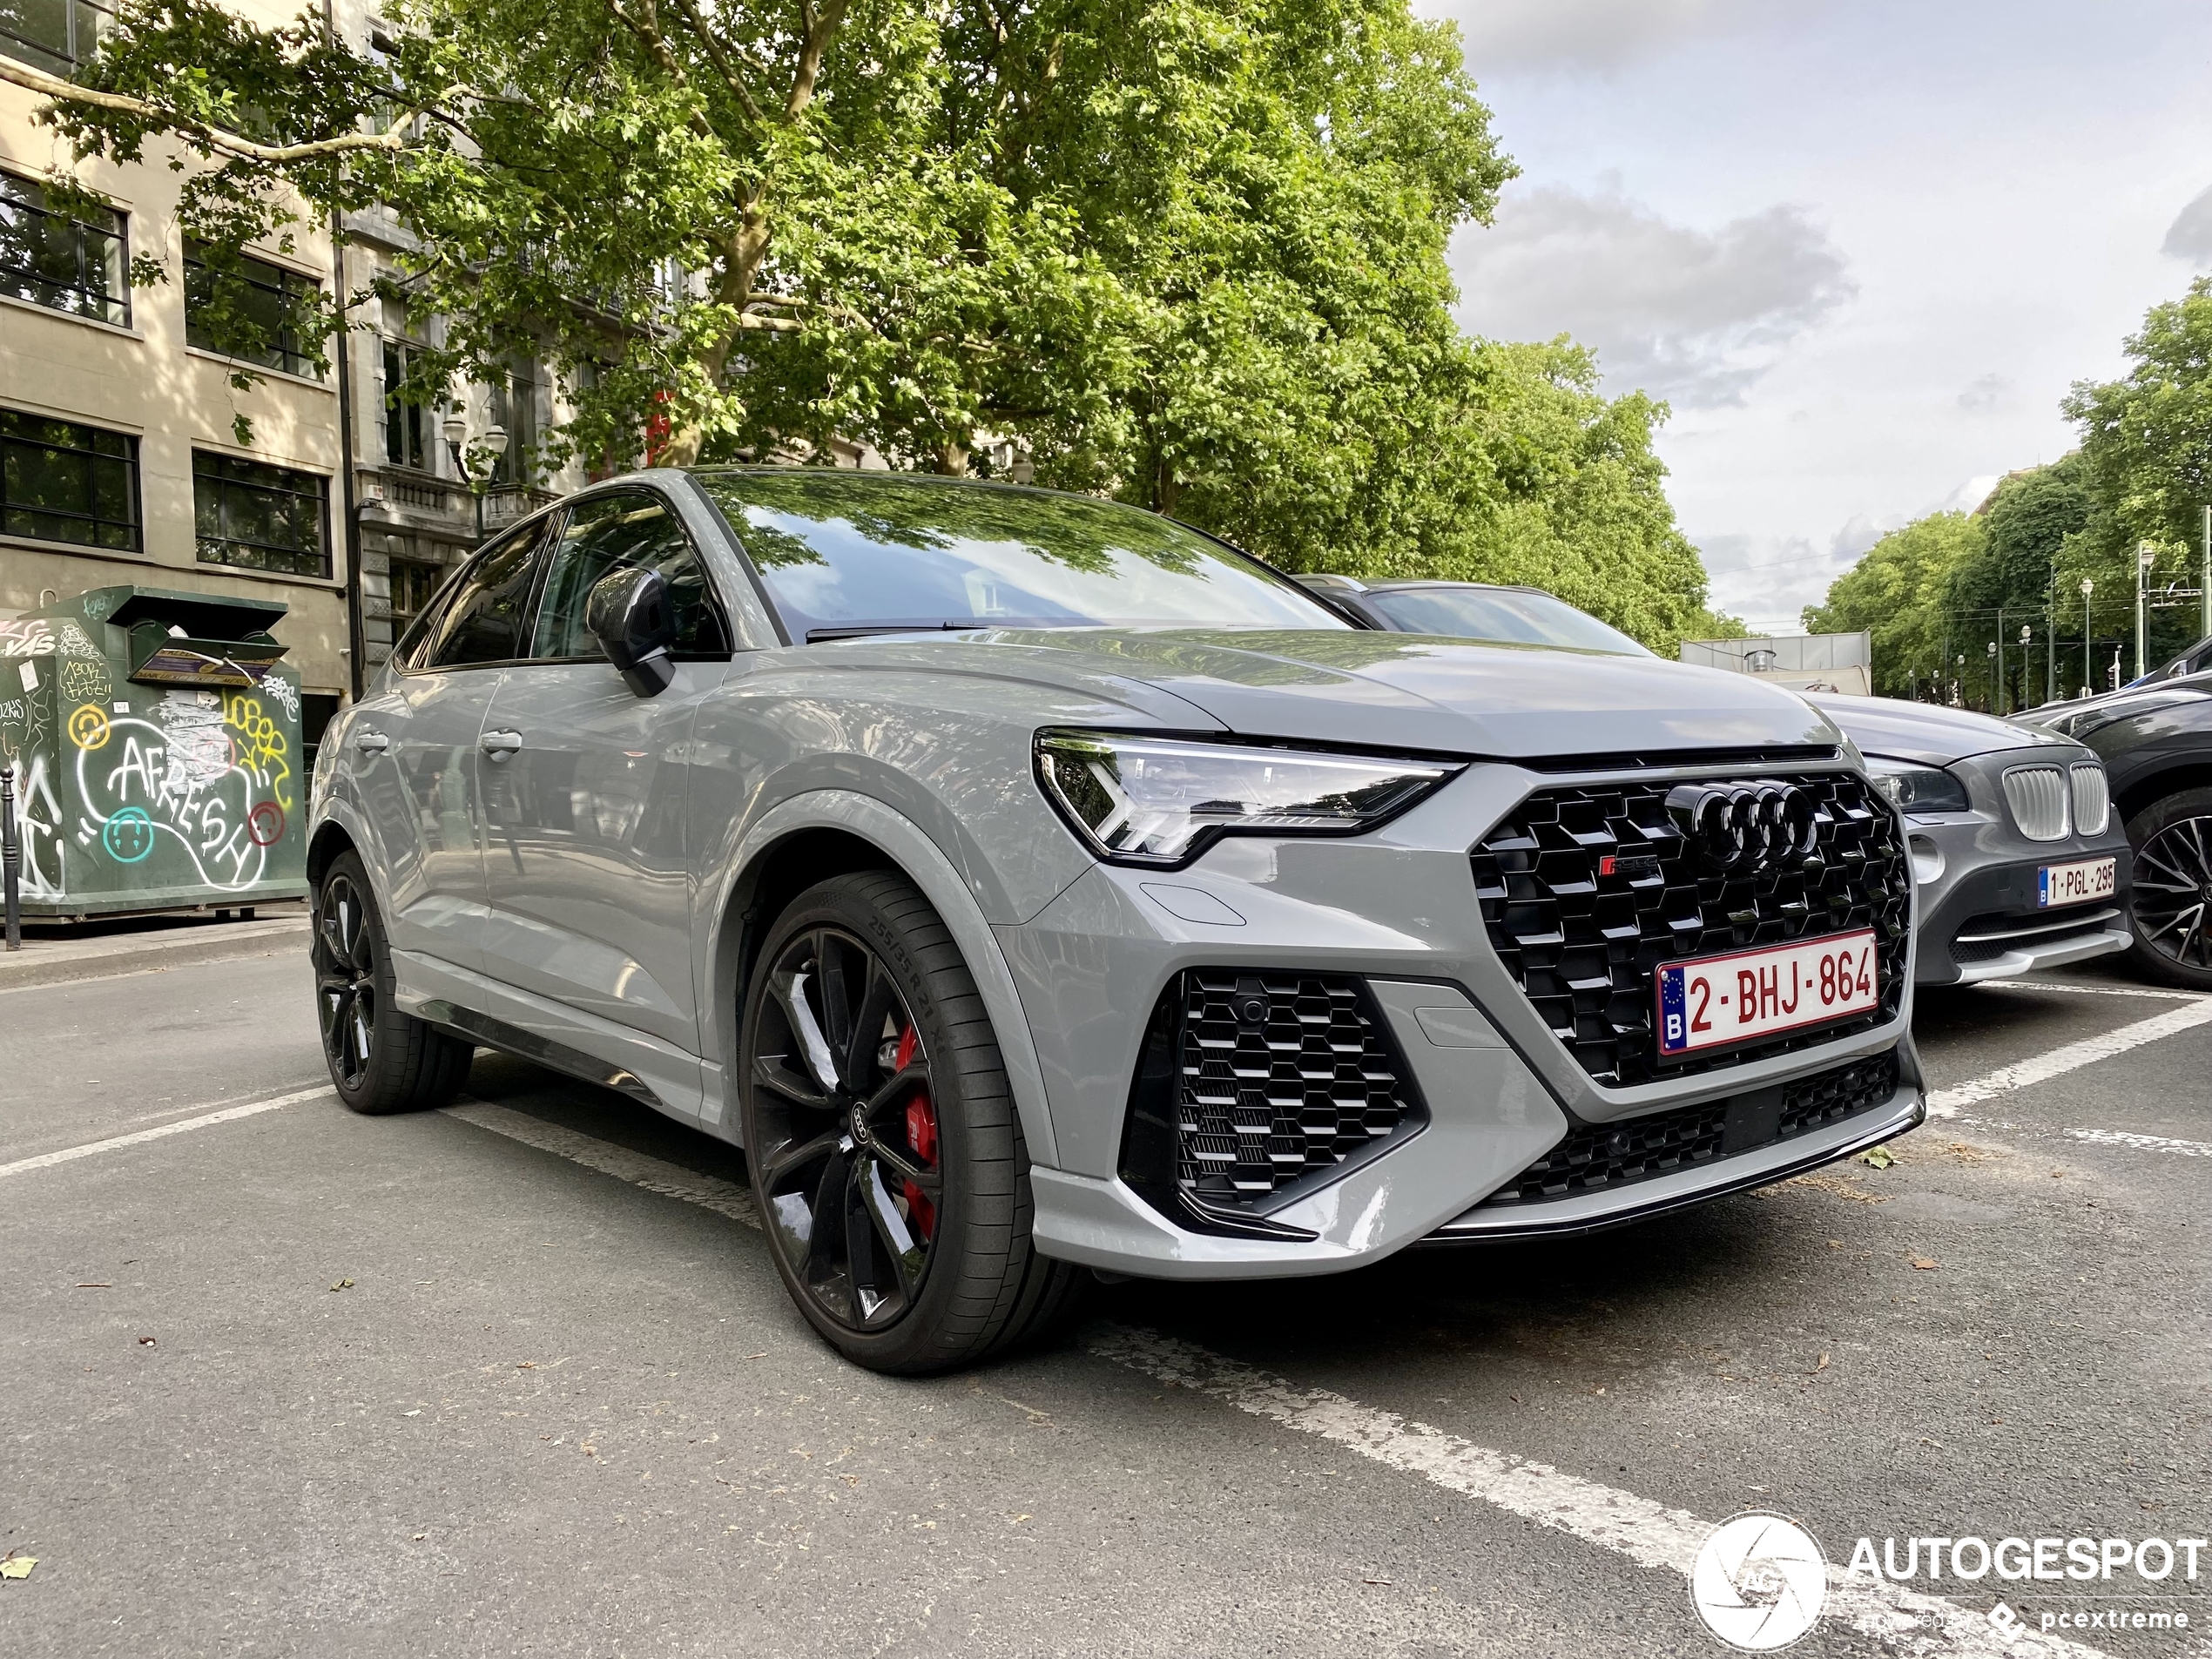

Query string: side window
[528,489,728,661]
[425,521,551,668]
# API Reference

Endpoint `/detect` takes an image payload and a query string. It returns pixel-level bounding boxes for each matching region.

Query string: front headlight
[1034,730,1460,866]
[1863,754,1971,815]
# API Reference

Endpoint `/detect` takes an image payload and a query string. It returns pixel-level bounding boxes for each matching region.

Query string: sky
[1420,0,2212,634]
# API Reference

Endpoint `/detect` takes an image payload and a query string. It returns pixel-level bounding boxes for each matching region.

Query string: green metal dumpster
[0,585,307,917]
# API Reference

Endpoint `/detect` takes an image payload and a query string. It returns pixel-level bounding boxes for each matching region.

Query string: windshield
[1360,585,1652,655]
[692,472,1346,641]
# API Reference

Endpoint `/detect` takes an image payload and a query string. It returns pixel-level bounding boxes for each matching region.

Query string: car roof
[1298,575,1554,599]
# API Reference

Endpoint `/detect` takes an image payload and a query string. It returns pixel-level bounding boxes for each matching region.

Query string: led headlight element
[1035,730,1460,866]
[1862,754,1971,815]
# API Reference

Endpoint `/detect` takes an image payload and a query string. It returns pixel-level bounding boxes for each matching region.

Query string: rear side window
[424,520,551,668]
[528,489,727,660]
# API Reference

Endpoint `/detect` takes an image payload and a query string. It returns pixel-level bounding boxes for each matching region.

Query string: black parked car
[2022,671,2212,988]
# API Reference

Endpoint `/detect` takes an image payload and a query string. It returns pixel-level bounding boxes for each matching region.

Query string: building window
[489,357,542,486]
[0,169,129,327]
[389,556,444,631]
[381,339,432,470]
[184,240,323,379]
[0,405,139,550]
[1,0,115,74]
[194,450,329,578]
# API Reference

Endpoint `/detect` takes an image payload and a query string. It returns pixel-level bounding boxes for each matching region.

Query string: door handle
[353,728,389,754]
[480,729,523,759]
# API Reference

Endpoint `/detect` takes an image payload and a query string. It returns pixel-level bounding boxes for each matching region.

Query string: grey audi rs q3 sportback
[309,470,1926,1372]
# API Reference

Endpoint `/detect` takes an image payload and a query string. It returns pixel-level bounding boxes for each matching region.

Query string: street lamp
[2019,623,2032,711]
[2080,577,2094,698]
[2136,543,2157,682]
[1953,653,1965,708]
[1986,639,1997,712]
[443,409,509,543]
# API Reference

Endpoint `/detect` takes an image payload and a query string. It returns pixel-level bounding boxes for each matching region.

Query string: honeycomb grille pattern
[1777,1050,1899,1138]
[1177,972,1413,1198]
[1484,1049,1902,1208]
[1492,1101,1730,1204]
[1470,772,1911,1086]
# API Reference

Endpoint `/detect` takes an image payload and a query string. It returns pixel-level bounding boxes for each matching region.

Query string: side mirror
[585,566,678,698]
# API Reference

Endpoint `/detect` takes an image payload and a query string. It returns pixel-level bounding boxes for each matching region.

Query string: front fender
[698,788,1066,1170]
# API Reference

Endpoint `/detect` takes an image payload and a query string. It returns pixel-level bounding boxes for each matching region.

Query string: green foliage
[1803,512,1982,697]
[2063,275,2212,670]
[29,0,1723,640]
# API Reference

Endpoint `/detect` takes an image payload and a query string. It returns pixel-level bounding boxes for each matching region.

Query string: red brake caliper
[896,1024,937,1240]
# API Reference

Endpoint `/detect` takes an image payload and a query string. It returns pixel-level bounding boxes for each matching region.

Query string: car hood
[2018,673,2212,741]
[845,628,1843,760]
[1807,693,2073,766]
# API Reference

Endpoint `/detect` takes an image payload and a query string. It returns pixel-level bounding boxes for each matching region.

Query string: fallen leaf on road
[1364,1576,1392,1586]
[1815,1352,1831,1372]
[403,1409,422,1418]
[137,1336,155,1346]
[516,1361,537,1370]
[1858,1147,1895,1170]
[1912,1258,1939,1271]
[76,1283,111,1289]
[329,1279,354,1292]
[0,1554,35,1581]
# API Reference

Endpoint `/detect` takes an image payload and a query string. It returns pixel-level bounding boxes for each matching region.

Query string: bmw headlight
[1034,730,1460,866]
[1862,754,1971,815]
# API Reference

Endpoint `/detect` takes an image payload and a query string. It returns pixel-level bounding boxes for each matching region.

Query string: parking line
[2064,1127,2212,1158]
[423,1098,2110,1659]
[441,1100,762,1229]
[1927,998,2212,1117]
[1986,980,2207,1001]
[0,1084,334,1181]
[1090,1328,2112,1659]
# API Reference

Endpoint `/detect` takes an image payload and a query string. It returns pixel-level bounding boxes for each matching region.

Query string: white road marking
[1986,979,2206,1001]
[2064,1126,2212,1158]
[1927,998,2212,1117]
[0,1084,333,1180]
[1091,1327,2114,1659]
[441,1100,761,1230]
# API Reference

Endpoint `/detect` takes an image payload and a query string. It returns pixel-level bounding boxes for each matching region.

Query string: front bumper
[1906,817,2133,985]
[1000,757,1927,1280]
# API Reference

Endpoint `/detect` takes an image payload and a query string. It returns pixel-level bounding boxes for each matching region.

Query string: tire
[738,871,1088,1374]
[313,851,474,1114]
[2123,786,2212,991]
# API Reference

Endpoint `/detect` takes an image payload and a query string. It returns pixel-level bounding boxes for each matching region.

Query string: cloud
[2161,183,2212,265]
[1453,181,1855,407]
[1442,0,1771,72]
[1957,374,2011,413]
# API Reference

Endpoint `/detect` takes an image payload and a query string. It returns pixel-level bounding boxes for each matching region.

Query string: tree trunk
[935,438,970,475]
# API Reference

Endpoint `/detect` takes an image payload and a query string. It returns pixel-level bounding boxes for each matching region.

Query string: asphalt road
[3,948,2208,1658]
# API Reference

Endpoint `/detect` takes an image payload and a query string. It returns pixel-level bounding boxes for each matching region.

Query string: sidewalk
[0,905,311,991]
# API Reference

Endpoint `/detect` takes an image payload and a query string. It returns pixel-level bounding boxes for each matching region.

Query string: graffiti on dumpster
[68,688,294,890]
[0,749,67,898]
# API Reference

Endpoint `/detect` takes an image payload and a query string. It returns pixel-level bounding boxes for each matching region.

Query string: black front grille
[1483,1049,1901,1208]
[1777,1050,1900,1138]
[1470,772,1911,1086]
[1174,972,1417,1199]
[1492,1100,1730,1204]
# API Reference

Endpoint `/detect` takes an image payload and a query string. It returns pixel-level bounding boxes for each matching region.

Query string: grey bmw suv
[309,469,1925,1372]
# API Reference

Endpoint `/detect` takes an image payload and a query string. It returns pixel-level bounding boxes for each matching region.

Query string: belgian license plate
[1656,929,1879,1059]
[2038,856,2116,908]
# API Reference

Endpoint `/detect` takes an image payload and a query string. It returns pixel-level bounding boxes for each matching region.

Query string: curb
[0,917,311,991]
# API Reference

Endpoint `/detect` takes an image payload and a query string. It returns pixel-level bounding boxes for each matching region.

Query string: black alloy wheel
[2128,790,2212,988]
[748,921,943,1332]
[738,871,1088,1373]
[310,851,474,1113]
[317,869,379,1089]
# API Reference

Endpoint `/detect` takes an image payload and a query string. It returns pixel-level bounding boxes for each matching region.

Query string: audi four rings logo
[1666,781,1818,873]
